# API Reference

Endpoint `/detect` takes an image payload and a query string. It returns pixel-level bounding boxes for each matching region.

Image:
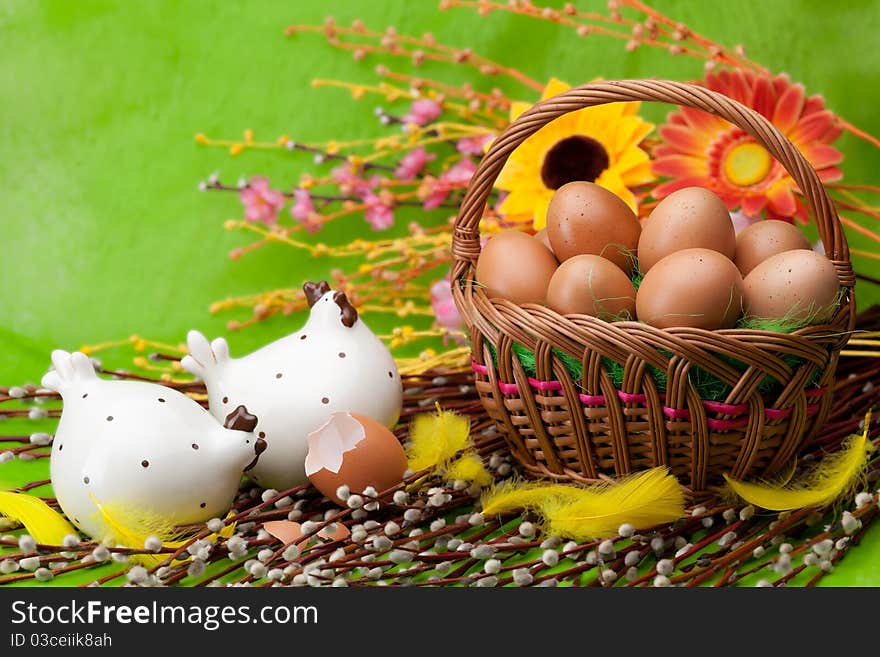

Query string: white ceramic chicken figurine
[182,281,403,491]
[43,350,265,540]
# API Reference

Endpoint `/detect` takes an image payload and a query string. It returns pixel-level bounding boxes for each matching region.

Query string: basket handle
[452,79,854,288]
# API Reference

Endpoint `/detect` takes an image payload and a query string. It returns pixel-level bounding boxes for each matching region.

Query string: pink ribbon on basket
[471,359,826,427]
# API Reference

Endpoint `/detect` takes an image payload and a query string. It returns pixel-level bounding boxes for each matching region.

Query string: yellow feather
[481,479,589,516]
[218,515,236,540]
[724,413,873,511]
[407,406,471,471]
[542,468,685,540]
[90,494,180,547]
[90,497,237,565]
[0,492,77,545]
[89,494,188,565]
[444,452,493,486]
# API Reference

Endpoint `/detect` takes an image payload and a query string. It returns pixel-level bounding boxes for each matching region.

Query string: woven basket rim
[451,78,855,345]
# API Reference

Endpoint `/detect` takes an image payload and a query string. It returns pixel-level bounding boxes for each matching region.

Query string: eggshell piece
[547,255,636,321]
[318,522,351,542]
[734,220,811,276]
[263,520,304,545]
[263,519,350,544]
[638,187,735,272]
[636,248,744,330]
[306,412,406,506]
[475,230,558,305]
[546,181,641,273]
[743,249,840,323]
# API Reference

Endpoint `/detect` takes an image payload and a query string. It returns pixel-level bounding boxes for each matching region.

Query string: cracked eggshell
[263,520,349,543]
[305,412,407,506]
[263,520,304,545]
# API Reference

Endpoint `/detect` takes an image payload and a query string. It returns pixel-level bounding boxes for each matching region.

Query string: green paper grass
[485,341,823,402]
[737,288,845,333]
[478,265,835,401]
[629,259,645,291]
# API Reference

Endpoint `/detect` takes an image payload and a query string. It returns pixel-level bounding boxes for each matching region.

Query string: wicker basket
[451,80,856,501]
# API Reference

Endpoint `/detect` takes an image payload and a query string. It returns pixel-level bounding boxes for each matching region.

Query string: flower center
[540,135,610,190]
[723,142,772,187]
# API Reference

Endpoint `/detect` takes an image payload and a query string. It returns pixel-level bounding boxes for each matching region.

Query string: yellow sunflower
[495,79,656,230]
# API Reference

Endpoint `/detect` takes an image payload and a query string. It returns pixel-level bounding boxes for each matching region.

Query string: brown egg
[636,248,744,330]
[547,255,636,321]
[534,228,555,254]
[638,187,735,272]
[734,220,812,276]
[305,412,406,506]
[743,249,840,323]
[546,181,641,273]
[476,230,558,305]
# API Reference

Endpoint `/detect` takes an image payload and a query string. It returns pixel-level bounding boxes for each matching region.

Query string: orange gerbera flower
[652,70,843,222]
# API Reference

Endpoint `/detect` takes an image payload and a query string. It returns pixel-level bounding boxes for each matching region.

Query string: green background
[1,0,878,585]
